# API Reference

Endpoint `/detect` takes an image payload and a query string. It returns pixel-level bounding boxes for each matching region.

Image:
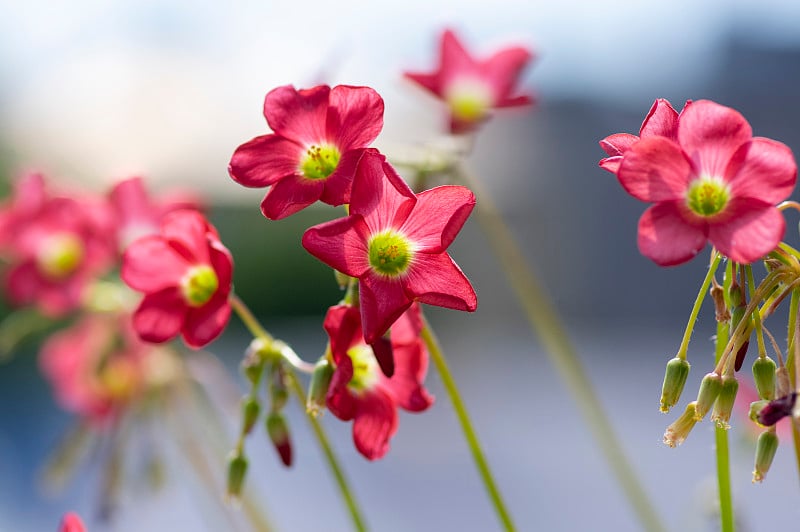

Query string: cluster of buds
[600,98,800,484]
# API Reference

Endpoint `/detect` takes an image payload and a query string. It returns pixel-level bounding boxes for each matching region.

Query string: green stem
[677,253,722,360]
[744,265,767,358]
[714,314,734,532]
[789,289,800,486]
[456,164,666,532]
[420,317,515,531]
[285,371,367,532]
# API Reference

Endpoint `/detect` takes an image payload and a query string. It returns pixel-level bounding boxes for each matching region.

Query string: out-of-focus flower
[598,98,684,174]
[324,303,433,460]
[611,99,797,266]
[404,28,535,134]
[109,176,202,251]
[58,512,86,532]
[121,209,233,348]
[302,149,477,343]
[228,84,384,219]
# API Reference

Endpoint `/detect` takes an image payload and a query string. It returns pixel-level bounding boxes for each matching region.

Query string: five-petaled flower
[302,149,477,343]
[121,209,233,348]
[228,84,384,219]
[404,28,534,134]
[324,302,433,460]
[610,99,797,266]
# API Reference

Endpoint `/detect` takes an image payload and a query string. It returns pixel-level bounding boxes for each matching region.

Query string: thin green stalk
[420,317,515,531]
[285,371,367,532]
[714,314,734,532]
[457,164,666,532]
[745,265,767,358]
[677,253,722,360]
[789,289,800,486]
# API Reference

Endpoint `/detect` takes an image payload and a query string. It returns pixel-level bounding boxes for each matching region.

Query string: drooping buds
[711,374,738,429]
[753,430,779,483]
[752,356,777,401]
[694,372,723,420]
[307,359,334,416]
[664,401,699,447]
[757,392,797,426]
[660,357,690,413]
[266,412,293,467]
[241,397,261,435]
[226,451,248,499]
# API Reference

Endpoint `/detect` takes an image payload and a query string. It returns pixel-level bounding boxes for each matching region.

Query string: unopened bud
[752,356,777,400]
[729,306,752,372]
[776,367,792,397]
[241,397,261,435]
[749,400,769,425]
[753,430,779,483]
[709,284,730,322]
[242,339,266,386]
[711,375,738,429]
[306,359,333,417]
[695,372,723,420]
[757,392,797,426]
[660,357,690,413]
[728,280,744,307]
[268,363,289,412]
[226,451,248,499]
[266,412,293,467]
[664,401,699,448]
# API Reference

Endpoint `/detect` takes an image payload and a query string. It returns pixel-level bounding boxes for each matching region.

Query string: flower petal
[319,147,364,206]
[132,289,187,343]
[327,85,384,150]
[326,354,356,420]
[403,253,477,312]
[350,150,416,231]
[639,98,679,140]
[352,389,398,460]
[161,210,212,263]
[183,295,231,348]
[599,133,639,157]
[324,304,361,360]
[439,29,477,81]
[400,185,475,252]
[260,172,325,220]
[228,135,304,188]
[209,243,234,294]
[263,85,330,144]
[369,336,395,378]
[678,100,752,178]
[359,276,412,344]
[637,202,707,266]
[727,138,797,203]
[708,199,785,264]
[121,235,191,292]
[481,45,533,102]
[617,136,691,202]
[302,215,371,277]
[382,341,433,413]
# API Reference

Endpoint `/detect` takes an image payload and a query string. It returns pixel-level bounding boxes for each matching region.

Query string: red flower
[613,99,797,266]
[324,303,433,460]
[302,149,477,343]
[598,98,685,174]
[59,512,86,532]
[121,209,233,348]
[404,28,534,134]
[228,84,384,219]
[40,313,152,423]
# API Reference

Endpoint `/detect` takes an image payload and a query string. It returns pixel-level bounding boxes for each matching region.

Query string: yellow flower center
[346,344,379,393]
[445,79,493,123]
[686,177,730,217]
[36,233,85,280]
[300,144,341,180]
[180,265,219,306]
[367,231,413,277]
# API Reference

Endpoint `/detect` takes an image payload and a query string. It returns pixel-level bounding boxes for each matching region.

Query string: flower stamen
[300,144,341,180]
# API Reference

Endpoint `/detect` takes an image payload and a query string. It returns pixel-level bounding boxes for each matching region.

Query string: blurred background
[2,0,800,530]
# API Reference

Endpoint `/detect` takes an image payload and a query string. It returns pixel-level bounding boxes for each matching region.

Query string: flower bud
[266,412,293,467]
[306,359,333,417]
[757,392,797,426]
[242,339,267,386]
[711,375,738,429]
[268,363,289,412]
[241,397,261,435]
[709,284,730,322]
[226,451,248,499]
[752,356,777,401]
[776,366,792,397]
[660,357,690,413]
[664,401,699,448]
[749,400,769,425]
[694,372,723,420]
[752,430,779,483]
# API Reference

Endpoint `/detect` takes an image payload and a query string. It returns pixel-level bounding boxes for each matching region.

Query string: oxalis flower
[404,28,534,134]
[121,209,233,348]
[615,99,797,266]
[324,303,433,460]
[302,149,477,343]
[228,84,384,219]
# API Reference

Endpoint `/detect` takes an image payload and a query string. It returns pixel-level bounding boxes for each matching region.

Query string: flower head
[59,512,86,532]
[302,149,477,343]
[229,84,384,219]
[404,28,535,134]
[121,209,233,348]
[610,99,797,266]
[324,303,433,460]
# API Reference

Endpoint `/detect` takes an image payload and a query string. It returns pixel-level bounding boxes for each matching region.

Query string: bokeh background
[2,1,800,530]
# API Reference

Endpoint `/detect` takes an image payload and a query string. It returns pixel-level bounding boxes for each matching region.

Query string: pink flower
[228,84,384,219]
[121,209,233,348]
[59,512,86,532]
[613,99,797,266]
[0,173,48,253]
[324,303,433,460]
[302,149,477,343]
[404,28,535,134]
[2,189,116,316]
[40,313,152,423]
[598,99,685,174]
[109,176,202,251]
